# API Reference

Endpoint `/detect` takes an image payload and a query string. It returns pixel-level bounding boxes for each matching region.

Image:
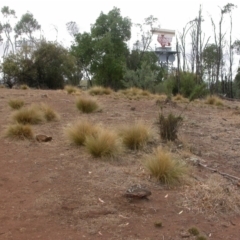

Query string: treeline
[0,5,240,99]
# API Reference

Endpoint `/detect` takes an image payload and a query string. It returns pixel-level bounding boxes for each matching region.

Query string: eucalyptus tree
[14,12,41,44]
[210,3,235,93]
[0,6,16,56]
[71,7,132,90]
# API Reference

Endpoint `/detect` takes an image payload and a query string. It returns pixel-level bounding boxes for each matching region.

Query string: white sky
[1,0,240,45]
[1,0,240,73]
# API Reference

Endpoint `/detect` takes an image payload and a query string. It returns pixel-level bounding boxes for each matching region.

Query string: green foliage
[5,123,33,140]
[71,7,131,90]
[122,61,164,92]
[33,41,77,89]
[145,147,188,184]
[76,96,99,113]
[14,12,40,40]
[159,113,182,141]
[165,71,207,100]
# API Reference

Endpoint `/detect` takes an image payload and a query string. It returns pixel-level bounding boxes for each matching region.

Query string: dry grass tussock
[8,99,25,110]
[76,96,99,113]
[0,84,5,88]
[180,174,240,215]
[5,123,34,140]
[88,86,113,95]
[173,94,189,103]
[205,95,224,106]
[12,105,45,124]
[145,147,188,185]
[85,128,121,158]
[119,87,152,98]
[65,120,99,146]
[38,103,60,121]
[20,84,30,90]
[64,85,79,94]
[119,121,151,150]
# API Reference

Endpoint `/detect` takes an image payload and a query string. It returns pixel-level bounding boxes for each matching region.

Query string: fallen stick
[197,161,240,181]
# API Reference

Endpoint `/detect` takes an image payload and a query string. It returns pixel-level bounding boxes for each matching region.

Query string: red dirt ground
[1,88,240,240]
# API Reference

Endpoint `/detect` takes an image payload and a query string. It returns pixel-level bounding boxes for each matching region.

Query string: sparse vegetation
[119,121,151,150]
[12,105,44,124]
[39,103,59,121]
[180,174,240,215]
[65,120,99,146]
[88,86,113,95]
[5,123,34,140]
[188,227,200,236]
[85,128,121,158]
[76,96,99,113]
[65,85,78,94]
[159,113,182,141]
[145,147,188,184]
[20,84,29,90]
[8,99,25,110]
[0,84,5,88]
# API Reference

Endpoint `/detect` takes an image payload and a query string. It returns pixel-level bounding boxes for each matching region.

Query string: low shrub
[159,113,182,141]
[8,99,25,110]
[76,96,99,113]
[119,122,151,150]
[145,147,188,184]
[65,120,99,146]
[5,123,34,140]
[85,129,121,158]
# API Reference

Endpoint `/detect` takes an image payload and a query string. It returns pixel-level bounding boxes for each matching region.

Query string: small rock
[124,184,151,199]
[36,134,52,142]
[130,107,136,111]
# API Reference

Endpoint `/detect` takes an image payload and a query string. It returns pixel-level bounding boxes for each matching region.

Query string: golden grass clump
[145,147,188,184]
[5,123,34,140]
[119,87,151,97]
[173,94,189,103]
[119,122,151,150]
[64,85,78,94]
[20,84,30,90]
[205,95,224,106]
[180,174,240,215]
[85,128,121,158]
[39,103,59,121]
[8,99,25,110]
[76,96,99,113]
[88,86,113,95]
[0,84,5,88]
[12,105,44,124]
[65,120,99,146]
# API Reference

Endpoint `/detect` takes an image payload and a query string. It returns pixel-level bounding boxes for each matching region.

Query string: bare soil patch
[1,88,240,239]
